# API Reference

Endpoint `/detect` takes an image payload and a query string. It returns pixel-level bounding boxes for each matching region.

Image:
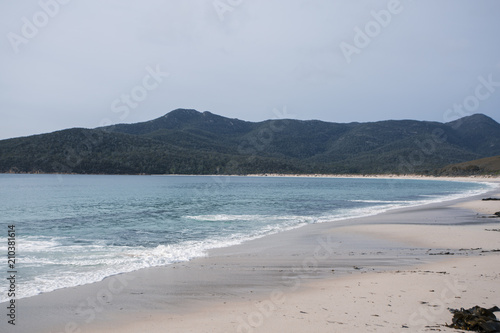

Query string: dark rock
[482,198,500,201]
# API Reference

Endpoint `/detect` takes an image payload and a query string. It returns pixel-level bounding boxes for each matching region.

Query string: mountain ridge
[1,109,499,175]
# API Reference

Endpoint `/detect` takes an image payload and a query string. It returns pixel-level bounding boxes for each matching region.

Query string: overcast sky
[1,0,499,140]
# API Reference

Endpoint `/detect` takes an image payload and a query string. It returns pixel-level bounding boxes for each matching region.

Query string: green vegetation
[1,109,499,175]
[438,155,500,176]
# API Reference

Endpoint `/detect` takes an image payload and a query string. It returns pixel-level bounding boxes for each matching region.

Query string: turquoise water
[0,174,493,301]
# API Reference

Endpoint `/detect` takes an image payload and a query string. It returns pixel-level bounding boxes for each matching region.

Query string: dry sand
[2,177,500,333]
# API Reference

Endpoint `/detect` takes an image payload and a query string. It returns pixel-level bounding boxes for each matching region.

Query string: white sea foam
[18,236,62,251]
[186,214,263,221]
[316,182,498,224]
[186,214,315,224]
[350,199,410,204]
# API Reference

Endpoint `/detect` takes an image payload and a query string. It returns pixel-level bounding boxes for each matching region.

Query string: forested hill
[1,109,500,175]
[438,155,500,176]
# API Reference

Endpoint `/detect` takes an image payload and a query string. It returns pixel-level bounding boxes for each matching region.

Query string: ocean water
[0,174,494,302]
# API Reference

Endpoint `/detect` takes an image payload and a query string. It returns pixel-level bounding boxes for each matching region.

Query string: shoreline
[244,173,500,180]
[2,180,499,332]
[2,172,499,181]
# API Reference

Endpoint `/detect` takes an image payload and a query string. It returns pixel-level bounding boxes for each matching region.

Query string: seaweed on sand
[447,306,500,332]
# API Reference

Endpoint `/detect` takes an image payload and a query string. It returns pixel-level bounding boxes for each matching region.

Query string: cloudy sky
[1,0,499,140]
